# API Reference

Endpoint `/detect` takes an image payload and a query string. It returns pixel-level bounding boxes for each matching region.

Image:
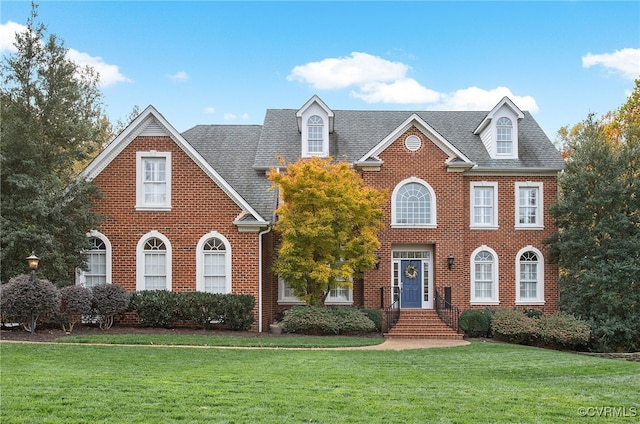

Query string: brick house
[80,95,564,335]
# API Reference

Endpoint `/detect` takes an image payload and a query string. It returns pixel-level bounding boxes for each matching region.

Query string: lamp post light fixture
[26,252,40,334]
[447,255,455,270]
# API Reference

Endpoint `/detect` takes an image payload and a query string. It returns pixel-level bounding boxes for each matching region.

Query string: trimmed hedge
[0,274,61,332]
[538,312,591,348]
[92,284,129,329]
[458,308,494,338]
[57,285,93,332]
[280,306,376,335]
[175,292,255,330]
[491,309,539,344]
[129,290,179,327]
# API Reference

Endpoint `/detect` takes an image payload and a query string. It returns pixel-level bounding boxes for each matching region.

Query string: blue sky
[2,1,639,139]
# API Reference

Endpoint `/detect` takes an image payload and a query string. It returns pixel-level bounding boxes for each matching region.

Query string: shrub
[177,292,224,329]
[361,308,383,332]
[91,284,129,329]
[57,285,92,332]
[538,312,591,349]
[491,309,538,344]
[0,274,61,332]
[129,290,179,327]
[459,309,493,338]
[221,294,255,331]
[280,306,376,335]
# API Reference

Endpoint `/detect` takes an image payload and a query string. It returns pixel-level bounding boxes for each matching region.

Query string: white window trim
[391,177,437,229]
[470,182,499,229]
[301,110,329,158]
[277,276,353,305]
[76,230,112,287]
[492,113,518,160]
[515,246,545,305]
[136,151,172,211]
[515,182,544,229]
[136,231,172,291]
[470,245,500,305]
[325,277,354,305]
[196,231,232,293]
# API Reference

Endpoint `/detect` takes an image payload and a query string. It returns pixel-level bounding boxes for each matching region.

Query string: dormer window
[307,115,324,154]
[496,117,513,155]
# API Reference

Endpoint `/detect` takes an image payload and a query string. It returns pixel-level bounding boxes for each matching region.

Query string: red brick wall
[360,127,559,313]
[92,136,264,328]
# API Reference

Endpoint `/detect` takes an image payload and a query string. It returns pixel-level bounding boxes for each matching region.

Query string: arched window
[77,231,112,288]
[516,247,544,304]
[392,178,436,227]
[307,115,324,154]
[496,117,512,155]
[471,246,499,304]
[136,232,172,291]
[196,232,231,293]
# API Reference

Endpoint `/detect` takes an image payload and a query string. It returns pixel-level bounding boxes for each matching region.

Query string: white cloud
[582,48,640,80]
[241,113,249,120]
[223,113,236,120]
[0,21,130,87]
[0,21,24,53]
[288,52,538,111]
[436,86,539,112]
[287,52,409,90]
[170,71,189,82]
[203,107,216,114]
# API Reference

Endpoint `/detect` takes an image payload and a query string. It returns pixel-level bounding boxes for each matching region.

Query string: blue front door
[401,259,422,308]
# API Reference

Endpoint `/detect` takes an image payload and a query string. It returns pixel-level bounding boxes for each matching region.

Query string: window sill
[516,301,545,305]
[391,224,437,229]
[470,225,499,230]
[515,225,544,230]
[135,205,172,212]
[470,301,500,305]
[277,300,306,306]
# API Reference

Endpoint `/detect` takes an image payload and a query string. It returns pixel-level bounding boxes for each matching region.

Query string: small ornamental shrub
[538,312,591,349]
[129,290,179,327]
[177,292,224,328]
[57,285,93,332]
[221,294,255,331]
[459,309,494,338]
[91,284,129,329]
[280,306,376,335]
[491,309,538,344]
[522,308,544,319]
[0,274,61,332]
[361,308,383,332]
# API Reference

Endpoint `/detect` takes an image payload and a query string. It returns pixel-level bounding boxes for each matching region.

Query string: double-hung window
[136,231,172,291]
[136,152,171,210]
[516,247,544,304]
[307,115,324,154]
[470,246,499,304]
[515,182,543,228]
[470,182,498,228]
[496,117,513,155]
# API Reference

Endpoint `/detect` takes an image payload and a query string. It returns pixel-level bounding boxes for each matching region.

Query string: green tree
[1,4,104,285]
[268,157,386,305]
[549,86,640,351]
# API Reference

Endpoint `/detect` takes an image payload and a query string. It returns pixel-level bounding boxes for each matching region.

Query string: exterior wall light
[447,255,455,270]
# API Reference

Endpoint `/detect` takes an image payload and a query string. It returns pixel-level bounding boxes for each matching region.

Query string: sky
[1,1,639,140]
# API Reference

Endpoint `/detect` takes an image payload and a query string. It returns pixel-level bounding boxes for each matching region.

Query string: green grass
[54,333,384,348]
[1,341,638,423]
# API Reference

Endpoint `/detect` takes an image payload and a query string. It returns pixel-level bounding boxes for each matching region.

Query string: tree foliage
[268,157,386,305]
[0,4,105,284]
[549,83,640,352]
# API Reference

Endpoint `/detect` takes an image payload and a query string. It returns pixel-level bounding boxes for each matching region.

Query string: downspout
[258,226,271,333]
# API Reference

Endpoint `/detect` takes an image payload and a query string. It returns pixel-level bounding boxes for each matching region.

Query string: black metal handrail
[435,288,462,334]
[380,287,400,333]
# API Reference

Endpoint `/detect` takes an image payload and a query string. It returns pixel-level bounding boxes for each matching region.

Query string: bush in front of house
[91,284,129,329]
[538,312,591,349]
[459,308,494,338]
[221,294,255,331]
[129,290,179,328]
[280,306,376,335]
[491,308,538,344]
[0,274,61,332]
[177,292,225,329]
[57,285,93,332]
[361,308,383,332]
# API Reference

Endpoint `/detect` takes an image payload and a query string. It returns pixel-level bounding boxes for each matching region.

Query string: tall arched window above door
[136,231,172,291]
[196,232,232,293]
[391,177,437,228]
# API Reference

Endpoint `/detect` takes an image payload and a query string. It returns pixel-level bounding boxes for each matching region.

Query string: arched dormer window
[307,115,324,154]
[391,178,437,228]
[496,117,513,155]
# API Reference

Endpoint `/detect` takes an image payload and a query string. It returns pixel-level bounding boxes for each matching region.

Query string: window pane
[396,183,431,224]
[519,188,538,224]
[473,187,493,225]
[143,158,167,204]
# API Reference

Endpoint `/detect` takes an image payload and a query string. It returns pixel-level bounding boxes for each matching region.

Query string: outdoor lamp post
[26,252,40,334]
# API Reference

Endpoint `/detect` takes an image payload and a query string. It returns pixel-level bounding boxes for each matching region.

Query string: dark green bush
[361,308,383,332]
[522,308,544,319]
[177,292,224,328]
[0,274,61,332]
[459,308,493,338]
[57,285,92,332]
[491,309,538,344]
[280,306,375,335]
[221,294,255,331]
[538,312,591,349]
[92,284,129,329]
[129,290,179,327]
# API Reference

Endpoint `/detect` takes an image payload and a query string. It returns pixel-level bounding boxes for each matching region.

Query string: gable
[81,106,268,227]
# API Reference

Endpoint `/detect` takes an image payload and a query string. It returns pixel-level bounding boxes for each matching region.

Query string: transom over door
[401,259,422,308]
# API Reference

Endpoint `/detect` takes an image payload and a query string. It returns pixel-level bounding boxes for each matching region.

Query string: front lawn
[1,341,638,423]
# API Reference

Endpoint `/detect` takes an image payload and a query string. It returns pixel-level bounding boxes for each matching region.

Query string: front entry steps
[384,309,463,340]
